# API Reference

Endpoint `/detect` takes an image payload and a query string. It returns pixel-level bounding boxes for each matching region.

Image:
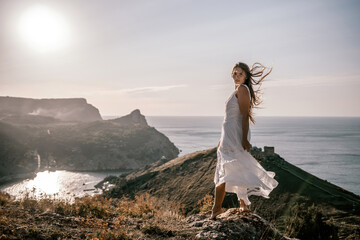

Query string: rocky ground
[0,191,294,240]
[186,208,295,240]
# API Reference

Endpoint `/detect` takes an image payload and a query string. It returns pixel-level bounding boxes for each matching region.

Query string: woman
[210,62,279,220]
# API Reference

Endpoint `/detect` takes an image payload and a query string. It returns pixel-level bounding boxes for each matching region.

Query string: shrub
[168,201,186,218]
[21,198,38,212]
[285,203,338,240]
[0,192,10,206]
[54,201,74,215]
[37,198,56,212]
[198,194,214,213]
[116,193,157,218]
[75,195,111,219]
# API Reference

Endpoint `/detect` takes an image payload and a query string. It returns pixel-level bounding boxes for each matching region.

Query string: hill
[100,147,360,239]
[0,109,179,180]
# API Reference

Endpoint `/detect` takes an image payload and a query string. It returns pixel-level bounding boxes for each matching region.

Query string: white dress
[214,84,278,205]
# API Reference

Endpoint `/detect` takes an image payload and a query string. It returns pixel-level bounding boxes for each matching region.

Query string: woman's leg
[239,198,250,212]
[210,183,226,219]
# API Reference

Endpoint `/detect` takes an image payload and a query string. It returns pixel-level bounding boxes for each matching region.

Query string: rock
[39,212,61,217]
[188,208,296,240]
[190,221,204,227]
[110,109,148,126]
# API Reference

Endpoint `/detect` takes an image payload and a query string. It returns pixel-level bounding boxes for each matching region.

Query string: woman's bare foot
[239,206,251,213]
[209,207,225,220]
[239,199,251,213]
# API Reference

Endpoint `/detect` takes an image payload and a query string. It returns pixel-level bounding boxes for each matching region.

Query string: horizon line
[102,115,360,118]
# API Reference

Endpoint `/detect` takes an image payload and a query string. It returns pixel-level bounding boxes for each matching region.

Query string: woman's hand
[242,139,251,152]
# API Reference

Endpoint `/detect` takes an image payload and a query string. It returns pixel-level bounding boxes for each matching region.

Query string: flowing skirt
[214,121,278,205]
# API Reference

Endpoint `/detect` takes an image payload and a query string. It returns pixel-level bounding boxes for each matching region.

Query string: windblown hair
[232,62,272,124]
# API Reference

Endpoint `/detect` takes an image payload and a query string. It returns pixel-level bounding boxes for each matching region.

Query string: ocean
[1,116,359,200]
[0,170,128,202]
[145,116,360,196]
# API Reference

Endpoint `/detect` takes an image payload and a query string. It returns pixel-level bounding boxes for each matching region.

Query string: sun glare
[18,5,70,53]
[28,171,60,196]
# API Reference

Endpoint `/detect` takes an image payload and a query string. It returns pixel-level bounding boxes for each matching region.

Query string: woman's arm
[236,86,251,152]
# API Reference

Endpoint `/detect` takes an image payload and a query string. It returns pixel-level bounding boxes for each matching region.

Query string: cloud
[85,84,189,96]
[120,84,188,94]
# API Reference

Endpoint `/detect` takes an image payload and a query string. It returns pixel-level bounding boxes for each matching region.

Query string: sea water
[146,116,360,196]
[0,170,128,202]
[1,116,359,199]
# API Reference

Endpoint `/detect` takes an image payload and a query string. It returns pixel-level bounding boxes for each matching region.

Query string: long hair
[232,62,272,124]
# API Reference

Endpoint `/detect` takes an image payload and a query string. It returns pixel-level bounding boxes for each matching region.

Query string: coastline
[0,168,133,194]
[1,146,359,239]
[0,172,37,186]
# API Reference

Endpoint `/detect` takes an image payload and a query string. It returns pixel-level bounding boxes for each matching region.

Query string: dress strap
[241,84,251,101]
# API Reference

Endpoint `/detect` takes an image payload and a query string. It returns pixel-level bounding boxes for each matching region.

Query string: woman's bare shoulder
[236,85,250,99]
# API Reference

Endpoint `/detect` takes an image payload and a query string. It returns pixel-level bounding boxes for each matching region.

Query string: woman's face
[232,67,247,85]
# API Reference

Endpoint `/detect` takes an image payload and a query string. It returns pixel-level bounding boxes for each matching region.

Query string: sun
[18,5,70,53]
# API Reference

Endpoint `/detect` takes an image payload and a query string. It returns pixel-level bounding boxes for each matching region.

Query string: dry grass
[198,194,214,213]
[0,191,190,239]
[284,203,339,240]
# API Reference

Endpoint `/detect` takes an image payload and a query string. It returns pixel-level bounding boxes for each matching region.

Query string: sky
[1,0,359,117]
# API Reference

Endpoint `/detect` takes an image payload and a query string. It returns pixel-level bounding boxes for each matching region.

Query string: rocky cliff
[101,147,360,239]
[0,96,102,122]
[0,122,38,177]
[0,109,179,179]
[110,109,148,126]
